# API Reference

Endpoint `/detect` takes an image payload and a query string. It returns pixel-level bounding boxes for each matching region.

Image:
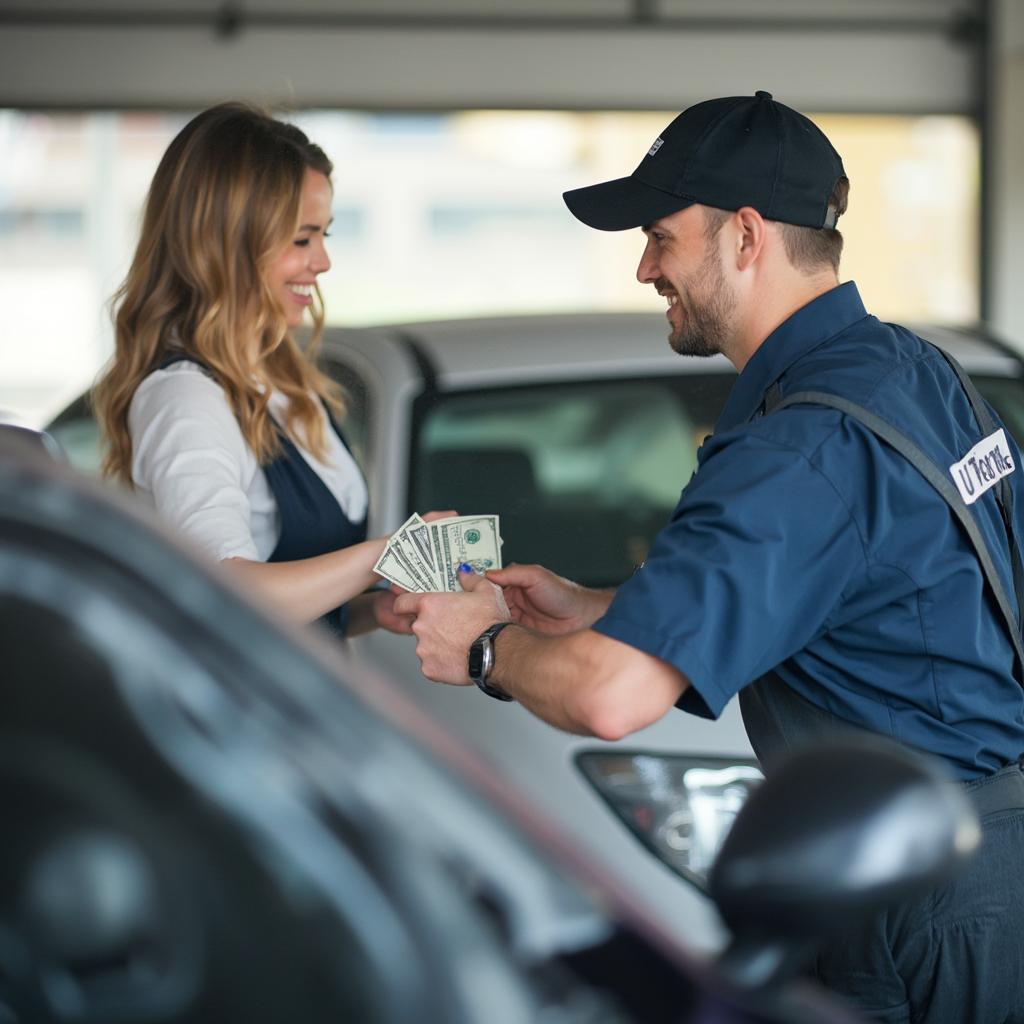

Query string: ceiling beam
[0,10,980,113]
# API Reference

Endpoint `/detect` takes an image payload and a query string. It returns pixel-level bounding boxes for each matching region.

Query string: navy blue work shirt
[594,282,1024,780]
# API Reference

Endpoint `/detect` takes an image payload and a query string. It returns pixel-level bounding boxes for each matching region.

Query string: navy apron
[159,356,367,635]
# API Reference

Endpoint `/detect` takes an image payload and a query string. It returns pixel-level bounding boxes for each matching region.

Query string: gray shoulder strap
[769,388,1024,687]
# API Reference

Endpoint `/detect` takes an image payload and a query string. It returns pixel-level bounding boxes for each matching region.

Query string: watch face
[467,638,486,681]
[467,624,514,701]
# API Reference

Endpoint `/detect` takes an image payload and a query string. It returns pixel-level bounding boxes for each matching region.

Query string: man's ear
[732,206,767,271]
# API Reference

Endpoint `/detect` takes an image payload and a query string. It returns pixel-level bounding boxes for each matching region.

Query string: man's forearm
[485,626,602,735]
[392,571,685,738]
[486,625,688,740]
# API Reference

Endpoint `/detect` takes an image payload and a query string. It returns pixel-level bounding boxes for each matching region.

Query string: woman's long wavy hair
[95,102,344,484]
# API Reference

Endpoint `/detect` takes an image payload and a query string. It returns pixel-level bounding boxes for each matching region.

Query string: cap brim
[563,176,696,231]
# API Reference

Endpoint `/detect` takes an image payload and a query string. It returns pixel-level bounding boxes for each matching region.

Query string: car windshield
[410,374,736,588]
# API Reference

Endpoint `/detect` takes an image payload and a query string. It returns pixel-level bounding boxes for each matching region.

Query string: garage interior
[2,2,1024,1021]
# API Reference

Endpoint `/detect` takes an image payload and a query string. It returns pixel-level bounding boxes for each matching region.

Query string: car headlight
[576,752,763,889]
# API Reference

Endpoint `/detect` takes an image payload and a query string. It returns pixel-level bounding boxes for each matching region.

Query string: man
[393,91,1024,1022]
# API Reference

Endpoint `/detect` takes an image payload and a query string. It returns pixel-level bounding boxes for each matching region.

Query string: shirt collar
[715,281,868,433]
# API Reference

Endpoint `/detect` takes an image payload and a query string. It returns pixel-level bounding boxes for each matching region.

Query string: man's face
[636,205,737,357]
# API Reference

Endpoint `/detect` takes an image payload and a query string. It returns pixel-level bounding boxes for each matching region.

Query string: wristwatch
[468,621,515,701]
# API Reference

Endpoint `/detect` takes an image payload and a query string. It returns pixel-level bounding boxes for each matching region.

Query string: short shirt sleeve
[129,366,262,561]
[593,430,865,719]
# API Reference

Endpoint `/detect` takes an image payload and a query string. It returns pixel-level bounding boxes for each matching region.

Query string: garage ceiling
[0,0,983,112]
[0,0,979,24]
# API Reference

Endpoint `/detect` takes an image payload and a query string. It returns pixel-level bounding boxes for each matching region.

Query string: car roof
[909,322,1024,375]
[323,312,1024,390]
[325,312,731,390]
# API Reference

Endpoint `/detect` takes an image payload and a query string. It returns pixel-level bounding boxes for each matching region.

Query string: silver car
[47,312,1024,953]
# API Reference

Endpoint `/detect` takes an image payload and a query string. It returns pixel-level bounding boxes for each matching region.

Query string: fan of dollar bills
[373,513,503,593]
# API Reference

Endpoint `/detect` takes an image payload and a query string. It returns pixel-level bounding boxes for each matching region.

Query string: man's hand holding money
[393,566,512,685]
[371,511,508,651]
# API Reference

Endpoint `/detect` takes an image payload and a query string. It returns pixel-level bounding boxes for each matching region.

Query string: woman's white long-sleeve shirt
[128,361,368,561]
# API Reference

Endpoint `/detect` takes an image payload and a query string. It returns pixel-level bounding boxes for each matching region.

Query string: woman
[95,102,440,634]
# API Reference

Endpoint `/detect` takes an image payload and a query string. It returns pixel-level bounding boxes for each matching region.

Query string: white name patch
[648,137,665,157]
[950,428,1015,505]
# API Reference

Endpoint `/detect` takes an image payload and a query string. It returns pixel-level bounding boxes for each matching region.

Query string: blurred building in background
[0,106,978,426]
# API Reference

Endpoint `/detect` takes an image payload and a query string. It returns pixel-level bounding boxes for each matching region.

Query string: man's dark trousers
[815,761,1024,1023]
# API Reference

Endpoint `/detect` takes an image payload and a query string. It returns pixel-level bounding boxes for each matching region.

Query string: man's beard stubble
[662,246,736,358]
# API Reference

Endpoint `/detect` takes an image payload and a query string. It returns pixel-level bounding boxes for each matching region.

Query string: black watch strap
[468,621,515,701]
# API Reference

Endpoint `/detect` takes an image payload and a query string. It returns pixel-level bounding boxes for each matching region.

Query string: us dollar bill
[396,516,443,590]
[373,513,432,591]
[373,545,422,592]
[373,513,502,592]
[429,515,502,592]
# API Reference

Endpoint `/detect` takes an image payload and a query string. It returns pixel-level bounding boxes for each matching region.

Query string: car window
[410,374,736,588]
[46,394,102,474]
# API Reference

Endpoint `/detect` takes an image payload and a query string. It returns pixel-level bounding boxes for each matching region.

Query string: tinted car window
[411,374,736,588]
[47,393,102,474]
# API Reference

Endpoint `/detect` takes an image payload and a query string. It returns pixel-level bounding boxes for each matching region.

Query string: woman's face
[269,167,333,328]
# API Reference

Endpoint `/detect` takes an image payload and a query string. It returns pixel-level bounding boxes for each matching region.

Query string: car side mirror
[708,736,981,991]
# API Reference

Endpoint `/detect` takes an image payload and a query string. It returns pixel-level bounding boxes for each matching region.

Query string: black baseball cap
[563,90,846,232]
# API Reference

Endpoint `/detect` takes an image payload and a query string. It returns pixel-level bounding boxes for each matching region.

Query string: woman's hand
[369,586,415,634]
[422,509,458,522]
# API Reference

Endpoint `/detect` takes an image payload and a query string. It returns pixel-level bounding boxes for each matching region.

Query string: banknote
[373,545,421,592]
[395,515,443,590]
[373,513,435,591]
[373,513,502,593]
[428,515,502,592]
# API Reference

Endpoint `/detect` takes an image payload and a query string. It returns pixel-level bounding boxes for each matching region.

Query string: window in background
[0,110,190,427]
[0,108,979,428]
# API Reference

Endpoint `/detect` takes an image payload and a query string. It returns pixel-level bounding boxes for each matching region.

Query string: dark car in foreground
[0,429,980,1023]
[44,312,1024,954]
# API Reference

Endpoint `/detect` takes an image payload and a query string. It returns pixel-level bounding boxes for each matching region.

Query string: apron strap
[935,349,1024,636]
[769,387,1024,688]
